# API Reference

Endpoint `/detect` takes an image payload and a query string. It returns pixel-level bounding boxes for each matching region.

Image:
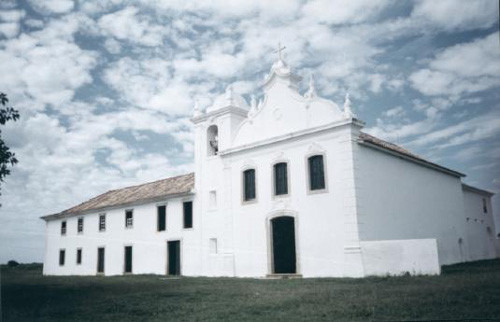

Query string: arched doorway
[271,216,297,274]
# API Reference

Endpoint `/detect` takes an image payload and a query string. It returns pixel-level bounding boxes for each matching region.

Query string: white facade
[42,57,499,277]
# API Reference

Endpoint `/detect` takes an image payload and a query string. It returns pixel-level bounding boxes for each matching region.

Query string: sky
[0,0,499,263]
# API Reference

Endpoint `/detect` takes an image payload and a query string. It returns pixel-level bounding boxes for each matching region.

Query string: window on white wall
[308,155,326,191]
[209,238,218,254]
[77,217,84,233]
[76,248,82,265]
[125,210,133,228]
[209,190,217,209]
[61,221,67,235]
[183,201,193,229]
[207,125,219,156]
[157,205,166,231]
[243,169,256,202]
[274,162,288,196]
[59,249,65,266]
[99,214,106,232]
[483,198,487,213]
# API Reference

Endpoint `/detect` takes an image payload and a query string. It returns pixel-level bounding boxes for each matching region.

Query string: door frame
[123,244,133,274]
[166,239,182,276]
[266,210,300,275]
[96,246,105,275]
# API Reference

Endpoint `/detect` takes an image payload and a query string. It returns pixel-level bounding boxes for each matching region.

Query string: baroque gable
[232,58,344,148]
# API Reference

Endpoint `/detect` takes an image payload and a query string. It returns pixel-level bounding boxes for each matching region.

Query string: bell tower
[190,86,249,275]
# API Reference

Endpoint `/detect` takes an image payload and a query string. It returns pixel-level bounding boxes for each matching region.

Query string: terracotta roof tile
[358,132,465,177]
[42,173,194,220]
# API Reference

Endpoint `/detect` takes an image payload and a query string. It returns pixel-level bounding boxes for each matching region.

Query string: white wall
[220,124,364,278]
[462,189,499,261]
[361,239,440,276]
[355,143,477,266]
[43,195,201,276]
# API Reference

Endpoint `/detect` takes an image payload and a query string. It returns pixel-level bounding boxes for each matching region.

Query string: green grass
[1,260,500,321]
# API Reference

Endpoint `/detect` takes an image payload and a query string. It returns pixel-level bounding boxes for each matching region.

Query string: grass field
[1,259,500,322]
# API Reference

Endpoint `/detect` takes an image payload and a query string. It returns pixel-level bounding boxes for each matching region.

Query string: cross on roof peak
[273,42,286,61]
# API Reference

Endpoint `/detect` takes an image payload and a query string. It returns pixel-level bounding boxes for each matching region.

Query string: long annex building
[42,56,500,277]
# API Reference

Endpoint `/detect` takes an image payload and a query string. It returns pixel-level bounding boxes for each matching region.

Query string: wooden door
[168,241,180,276]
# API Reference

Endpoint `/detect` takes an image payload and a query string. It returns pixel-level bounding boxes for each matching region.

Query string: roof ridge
[114,172,194,191]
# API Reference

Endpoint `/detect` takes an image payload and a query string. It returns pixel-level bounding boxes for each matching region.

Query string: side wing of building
[42,174,200,276]
[354,133,499,275]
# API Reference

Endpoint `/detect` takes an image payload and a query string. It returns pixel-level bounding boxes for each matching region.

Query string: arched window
[308,155,325,191]
[274,162,288,196]
[243,169,256,202]
[207,125,218,156]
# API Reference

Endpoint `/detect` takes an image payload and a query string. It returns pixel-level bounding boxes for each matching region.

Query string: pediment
[232,81,343,147]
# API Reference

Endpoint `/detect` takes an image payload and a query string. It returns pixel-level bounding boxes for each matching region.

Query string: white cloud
[383,106,405,118]
[0,9,25,38]
[410,32,500,97]
[0,9,25,22]
[409,110,500,148]
[412,0,498,31]
[104,37,121,54]
[24,19,44,29]
[301,0,391,25]
[28,0,75,14]
[0,22,19,38]
[98,6,165,47]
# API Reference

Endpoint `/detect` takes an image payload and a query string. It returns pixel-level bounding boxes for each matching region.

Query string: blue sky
[0,0,499,263]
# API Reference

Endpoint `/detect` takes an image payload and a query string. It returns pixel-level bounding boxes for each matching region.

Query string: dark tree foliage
[0,92,19,183]
[7,260,19,267]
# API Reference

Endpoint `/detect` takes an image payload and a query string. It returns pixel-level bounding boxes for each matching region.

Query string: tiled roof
[462,183,494,196]
[42,173,194,220]
[358,132,465,178]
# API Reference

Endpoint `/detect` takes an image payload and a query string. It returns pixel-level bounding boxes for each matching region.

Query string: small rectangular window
[209,238,218,254]
[243,169,256,201]
[99,214,106,232]
[125,210,133,228]
[157,205,166,231]
[308,155,326,191]
[124,246,132,273]
[76,248,82,265]
[209,191,217,209]
[274,162,288,196]
[483,198,487,213]
[184,201,193,229]
[59,249,65,266]
[77,217,84,233]
[61,221,67,235]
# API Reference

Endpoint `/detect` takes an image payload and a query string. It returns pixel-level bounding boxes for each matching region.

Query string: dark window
[124,246,132,273]
[61,221,67,235]
[483,198,487,213]
[207,125,219,156]
[99,214,106,231]
[183,201,193,229]
[157,205,166,231]
[76,249,82,265]
[125,210,133,228]
[59,249,65,266]
[243,169,256,201]
[97,247,105,273]
[274,162,288,196]
[308,155,325,191]
[77,217,83,233]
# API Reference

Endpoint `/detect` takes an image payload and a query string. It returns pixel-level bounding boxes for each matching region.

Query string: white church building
[42,55,499,278]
